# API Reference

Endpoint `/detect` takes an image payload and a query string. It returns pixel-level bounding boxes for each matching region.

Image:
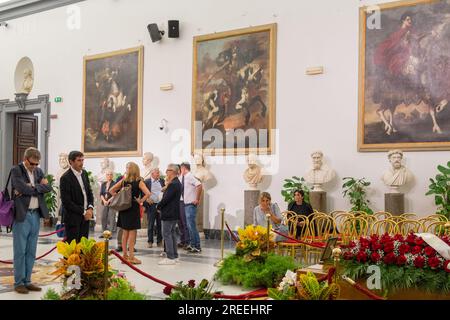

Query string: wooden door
[13,114,38,165]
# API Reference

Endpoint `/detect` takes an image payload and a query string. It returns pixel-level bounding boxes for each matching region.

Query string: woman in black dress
[109,162,150,264]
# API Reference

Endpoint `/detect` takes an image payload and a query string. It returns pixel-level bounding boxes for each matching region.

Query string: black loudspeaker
[147,23,164,42]
[168,20,179,38]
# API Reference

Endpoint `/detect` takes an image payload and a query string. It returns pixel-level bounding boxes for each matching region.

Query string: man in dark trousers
[10,147,51,294]
[156,164,182,265]
[144,168,165,247]
[60,150,94,243]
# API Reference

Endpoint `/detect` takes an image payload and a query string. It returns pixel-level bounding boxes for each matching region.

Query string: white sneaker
[175,258,180,264]
[159,251,167,258]
[158,258,176,265]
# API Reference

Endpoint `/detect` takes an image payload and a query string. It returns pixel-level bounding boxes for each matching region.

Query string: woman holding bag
[109,162,150,264]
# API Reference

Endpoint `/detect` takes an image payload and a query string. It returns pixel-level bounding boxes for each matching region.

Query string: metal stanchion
[214,208,225,267]
[266,214,271,254]
[332,247,342,284]
[103,230,112,300]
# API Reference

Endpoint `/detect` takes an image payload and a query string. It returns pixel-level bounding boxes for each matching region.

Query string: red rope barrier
[38,227,65,237]
[225,222,239,243]
[271,229,327,249]
[0,245,58,264]
[341,275,385,300]
[109,250,268,299]
[316,267,336,285]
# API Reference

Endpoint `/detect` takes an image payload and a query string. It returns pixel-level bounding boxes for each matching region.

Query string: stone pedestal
[244,190,260,226]
[310,191,327,213]
[197,193,206,239]
[385,193,404,216]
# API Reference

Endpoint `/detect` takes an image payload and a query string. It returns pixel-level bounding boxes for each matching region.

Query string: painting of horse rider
[359,0,450,151]
[82,46,143,157]
[192,24,277,155]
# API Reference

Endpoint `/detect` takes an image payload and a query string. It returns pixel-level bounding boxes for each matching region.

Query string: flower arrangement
[215,225,298,288]
[341,233,450,294]
[236,225,275,262]
[51,237,111,299]
[165,279,219,300]
[268,270,340,300]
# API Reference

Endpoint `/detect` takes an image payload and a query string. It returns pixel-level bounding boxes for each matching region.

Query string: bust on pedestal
[382,150,413,215]
[141,152,155,180]
[304,151,335,212]
[244,153,264,226]
[55,153,69,220]
[192,153,213,234]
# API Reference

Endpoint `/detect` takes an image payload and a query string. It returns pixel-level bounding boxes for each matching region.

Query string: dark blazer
[143,177,165,209]
[156,178,181,221]
[100,180,117,200]
[287,201,314,216]
[10,163,51,222]
[60,168,94,226]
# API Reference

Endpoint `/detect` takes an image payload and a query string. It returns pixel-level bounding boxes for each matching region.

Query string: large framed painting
[82,46,143,157]
[192,24,277,155]
[358,0,450,151]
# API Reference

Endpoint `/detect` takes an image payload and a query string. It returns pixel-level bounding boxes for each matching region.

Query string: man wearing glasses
[10,147,51,294]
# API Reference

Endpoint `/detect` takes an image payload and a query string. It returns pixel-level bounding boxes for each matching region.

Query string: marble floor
[0,227,248,300]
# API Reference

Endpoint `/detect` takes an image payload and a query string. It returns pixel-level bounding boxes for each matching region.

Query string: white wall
[0,0,447,229]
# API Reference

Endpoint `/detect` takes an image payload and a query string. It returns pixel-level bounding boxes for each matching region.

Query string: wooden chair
[333,212,353,236]
[340,216,370,244]
[400,213,418,220]
[425,221,450,236]
[426,214,448,222]
[307,215,333,263]
[371,219,396,236]
[396,219,422,236]
[389,216,406,223]
[373,211,392,220]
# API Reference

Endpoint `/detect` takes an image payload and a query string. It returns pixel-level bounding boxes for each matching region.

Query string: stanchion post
[266,214,271,254]
[103,230,112,300]
[332,247,342,284]
[214,208,225,267]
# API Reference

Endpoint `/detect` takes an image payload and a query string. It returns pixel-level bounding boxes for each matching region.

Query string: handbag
[0,170,14,232]
[108,181,132,211]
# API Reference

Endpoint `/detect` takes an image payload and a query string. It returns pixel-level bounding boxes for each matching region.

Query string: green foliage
[215,253,298,288]
[42,288,61,300]
[426,161,450,219]
[281,176,310,204]
[341,260,450,295]
[342,177,373,214]
[167,279,216,300]
[44,174,58,215]
[267,286,296,300]
[107,277,146,300]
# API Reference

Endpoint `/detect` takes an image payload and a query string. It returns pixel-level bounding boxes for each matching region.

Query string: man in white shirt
[144,168,165,247]
[180,162,203,253]
[60,151,94,243]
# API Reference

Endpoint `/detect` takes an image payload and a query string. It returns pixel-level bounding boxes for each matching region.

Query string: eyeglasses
[166,169,173,172]
[27,159,39,166]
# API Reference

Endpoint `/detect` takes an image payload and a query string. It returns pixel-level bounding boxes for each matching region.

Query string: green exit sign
[54,96,63,103]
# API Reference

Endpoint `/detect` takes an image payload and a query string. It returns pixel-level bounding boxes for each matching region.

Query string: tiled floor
[0,228,249,300]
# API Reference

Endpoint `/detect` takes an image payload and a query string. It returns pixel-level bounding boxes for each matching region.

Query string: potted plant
[281,176,310,204]
[43,174,58,227]
[342,177,373,214]
[426,161,450,219]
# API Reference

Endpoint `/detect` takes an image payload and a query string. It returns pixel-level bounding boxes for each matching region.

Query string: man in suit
[144,168,165,247]
[11,147,51,294]
[99,169,117,237]
[156,164,182,265]
[60,151,94,243]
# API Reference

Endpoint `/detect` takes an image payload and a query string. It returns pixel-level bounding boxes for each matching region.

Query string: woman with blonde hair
[109,162,150,264]
[253,192,288,242]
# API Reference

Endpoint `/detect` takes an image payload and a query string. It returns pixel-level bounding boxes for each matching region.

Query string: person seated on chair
[253,192,288,242]
[287,189,313,238]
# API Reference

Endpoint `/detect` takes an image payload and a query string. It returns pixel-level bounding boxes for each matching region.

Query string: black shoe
[134,248,138,252]
[116,247,123,252]
[177,243,185,248]
[189,248,202,254]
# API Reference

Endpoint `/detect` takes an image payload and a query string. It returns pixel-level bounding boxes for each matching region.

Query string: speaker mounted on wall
[168,20,179,38]
[147,23,164,42]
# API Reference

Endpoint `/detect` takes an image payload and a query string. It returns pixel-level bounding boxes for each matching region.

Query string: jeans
[13,209,40,288]
[162,220,178,260]
[147,203,162,244]
[177,201,190,245]
[185,204,200,249]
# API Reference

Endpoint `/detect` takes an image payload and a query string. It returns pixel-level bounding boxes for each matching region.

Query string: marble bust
[96,158,114,184]
[21,68,34,94]
[304,150,336,192]
[382,150,413,193]
[192,153,212,183]
[55,153,69,217]
[243,153,263,190]
[142,152,155,180]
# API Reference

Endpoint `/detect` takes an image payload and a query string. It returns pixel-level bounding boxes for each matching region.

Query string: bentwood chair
[340,216,370,244]
[400,213,418,220]
[396,219,422,236]
[425,221,450,236]
[371,219,396,236]
[373,211,392,220]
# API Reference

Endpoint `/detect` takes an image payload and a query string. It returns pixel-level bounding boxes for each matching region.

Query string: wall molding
[0,0,85,22]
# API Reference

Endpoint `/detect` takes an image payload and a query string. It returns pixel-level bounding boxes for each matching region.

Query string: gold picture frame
[82,46,143,157]
[192,23,277,155]
[358,0,450,151]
